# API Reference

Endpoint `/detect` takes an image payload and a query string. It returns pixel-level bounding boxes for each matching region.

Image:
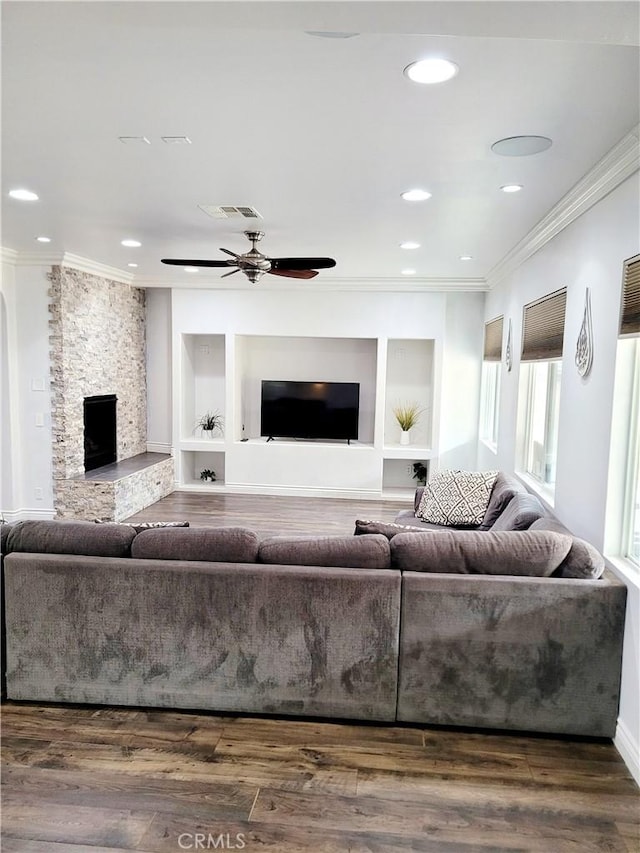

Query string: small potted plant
[195,411,224,438]
[393,403,422,445]
[412,461,427,485]
[199,468,216,482]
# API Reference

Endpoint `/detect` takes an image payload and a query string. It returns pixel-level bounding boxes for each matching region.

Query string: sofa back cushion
[390,529,573,576]
[488,492,545,531]
[4,519,136,558]
[259,534,390,569]
[529,518,605,579]
[479,472,524,530]
[131,527,259,563]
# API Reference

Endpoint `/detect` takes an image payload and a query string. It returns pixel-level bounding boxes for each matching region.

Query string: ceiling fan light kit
[161,230,336,284]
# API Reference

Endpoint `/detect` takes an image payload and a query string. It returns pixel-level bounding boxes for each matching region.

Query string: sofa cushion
[131,527,259,563]
[354,519,430,539]
[479,472,524,530]
[416,469,498,527]
[4,519,136,558]
[390,529,573,576]
[529,519,605,579]
[259,534,390,569]
[488,492,545,531]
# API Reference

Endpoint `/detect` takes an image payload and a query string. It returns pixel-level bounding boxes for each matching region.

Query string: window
[480,362,501,446]
[623,342,640,565]
[480,316,503,448]
[522,360,562,486]
[518,289,567,491]
[620,255,640,566]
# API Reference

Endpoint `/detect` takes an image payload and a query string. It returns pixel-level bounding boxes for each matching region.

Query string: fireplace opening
[84,394,117,472]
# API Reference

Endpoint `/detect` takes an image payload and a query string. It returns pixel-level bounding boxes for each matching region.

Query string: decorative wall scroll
[575,288,594,378]
[505,318,513,372]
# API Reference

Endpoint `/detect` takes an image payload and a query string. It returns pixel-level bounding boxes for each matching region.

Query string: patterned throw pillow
[417,470,499,527]
[95,519,189,534]
[354,519,430,539]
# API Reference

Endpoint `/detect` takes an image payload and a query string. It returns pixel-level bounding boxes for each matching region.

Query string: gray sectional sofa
[1,487,627,738]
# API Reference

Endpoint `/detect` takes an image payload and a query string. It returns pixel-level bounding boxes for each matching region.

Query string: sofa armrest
[397,569,626,737]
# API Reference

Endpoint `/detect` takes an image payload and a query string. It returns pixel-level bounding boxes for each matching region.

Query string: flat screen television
[261,380,360,441]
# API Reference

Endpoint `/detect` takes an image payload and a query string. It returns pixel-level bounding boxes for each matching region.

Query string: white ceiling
[2,1,639,285]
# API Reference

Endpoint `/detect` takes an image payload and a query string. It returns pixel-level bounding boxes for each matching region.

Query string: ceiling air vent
[198,205,262,219]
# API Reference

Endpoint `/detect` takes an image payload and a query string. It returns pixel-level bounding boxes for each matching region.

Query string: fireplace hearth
[84,394,117,472]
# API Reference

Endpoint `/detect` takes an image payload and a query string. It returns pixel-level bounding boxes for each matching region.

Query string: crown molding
[486,125,640,289]
[132,274,488,293]
[0,247,18,265]
[0,249,134,284]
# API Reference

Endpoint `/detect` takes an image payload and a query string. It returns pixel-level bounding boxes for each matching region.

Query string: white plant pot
[400,430,410,446]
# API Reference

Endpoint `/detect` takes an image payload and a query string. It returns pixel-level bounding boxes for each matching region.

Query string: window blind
[521,288,567,361]
[620,254,640,337]
[483,316,504,361]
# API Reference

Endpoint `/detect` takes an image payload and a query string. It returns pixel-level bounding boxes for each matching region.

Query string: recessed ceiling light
[400,241,421,250]
[9,188,38,201]
[161,136,192,145]
[121,239,142,247]
[184,266,199,272]
[460,255,473,261]
[492,136,552,156]
[119,136,151,145]
[402,269,417,276]
[404,58,458,85]
[127,263,138,268]
[36,236,51,243]
[401,189,432,202]
[500,184,523,193]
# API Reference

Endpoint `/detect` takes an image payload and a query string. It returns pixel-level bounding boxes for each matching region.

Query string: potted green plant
[199,468,216,482]
[412,461,427,485]
[195,411,224,438]
[392,403,422,445]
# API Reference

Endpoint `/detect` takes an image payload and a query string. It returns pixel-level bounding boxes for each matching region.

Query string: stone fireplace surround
[49,265,173,520]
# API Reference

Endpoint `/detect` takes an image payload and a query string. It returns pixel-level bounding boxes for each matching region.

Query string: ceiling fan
[161,230,336,283]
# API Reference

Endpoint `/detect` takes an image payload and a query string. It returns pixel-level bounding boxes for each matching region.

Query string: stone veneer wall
[49,266,148,513]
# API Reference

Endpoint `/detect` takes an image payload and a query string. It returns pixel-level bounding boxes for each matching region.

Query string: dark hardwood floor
[2,492,638,852]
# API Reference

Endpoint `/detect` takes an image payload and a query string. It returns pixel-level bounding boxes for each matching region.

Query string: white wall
[479,174,640,783]
[1,262,53,519]
[145,287,172,451]
[151,287,484,494]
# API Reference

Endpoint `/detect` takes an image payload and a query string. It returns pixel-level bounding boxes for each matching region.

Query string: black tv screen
[261,380,359,441]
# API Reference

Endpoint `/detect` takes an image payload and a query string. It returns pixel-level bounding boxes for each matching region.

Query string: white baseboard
[615,718,640,786]
[176,483,382,500]
[1,507,56,522]
[146,442,172,454]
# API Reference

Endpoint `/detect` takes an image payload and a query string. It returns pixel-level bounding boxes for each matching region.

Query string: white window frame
[521,359,563,490]
[479,361,500,449]
[622,341,640,567]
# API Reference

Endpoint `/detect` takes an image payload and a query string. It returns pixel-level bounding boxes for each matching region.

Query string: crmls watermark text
[178,833,246,850]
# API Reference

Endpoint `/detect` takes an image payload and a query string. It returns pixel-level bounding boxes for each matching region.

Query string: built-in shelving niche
[175,332,437,497]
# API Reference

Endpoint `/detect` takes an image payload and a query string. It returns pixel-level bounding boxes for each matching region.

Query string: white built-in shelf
[179,438,225,451]
[179,479,226,491]
[235,438,375,450]
[382,445,435,459]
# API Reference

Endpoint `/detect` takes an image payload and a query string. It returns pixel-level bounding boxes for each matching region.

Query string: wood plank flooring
[2,492,639,852]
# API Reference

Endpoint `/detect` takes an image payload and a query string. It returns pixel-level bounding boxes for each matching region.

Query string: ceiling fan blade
[268,268,319,279]
[270,257,336,271]
[221,267,242,278]
[161,258,233,268]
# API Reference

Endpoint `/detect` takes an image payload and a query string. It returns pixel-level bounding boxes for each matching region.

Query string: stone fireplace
[49,265,174,520]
